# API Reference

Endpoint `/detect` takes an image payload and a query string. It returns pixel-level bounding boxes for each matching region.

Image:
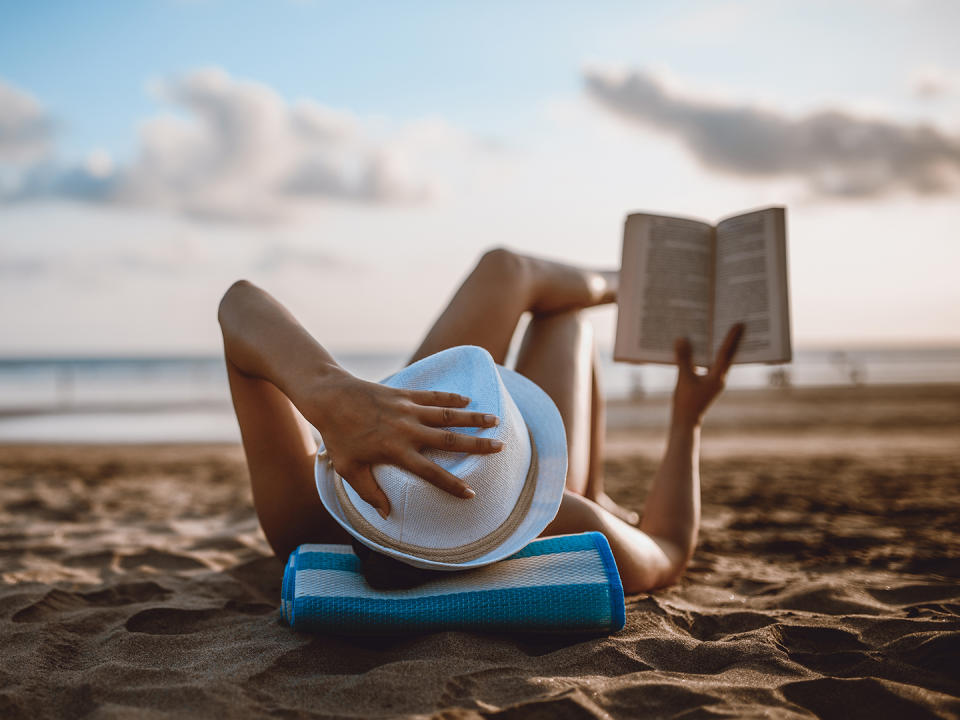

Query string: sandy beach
[1,383,958,719]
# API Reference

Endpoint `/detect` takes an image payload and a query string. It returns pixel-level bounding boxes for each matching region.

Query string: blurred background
[1,0,958,443]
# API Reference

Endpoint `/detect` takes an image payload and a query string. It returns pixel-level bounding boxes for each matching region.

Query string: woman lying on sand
[217,248,742,594]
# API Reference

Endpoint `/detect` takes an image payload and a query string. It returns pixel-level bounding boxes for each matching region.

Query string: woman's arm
[218,280,503,519]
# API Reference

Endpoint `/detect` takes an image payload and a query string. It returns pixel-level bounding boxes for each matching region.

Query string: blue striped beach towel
[281,531,625,634]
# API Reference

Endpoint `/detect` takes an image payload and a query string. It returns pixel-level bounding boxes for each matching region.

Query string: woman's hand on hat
[671,323,744,428]
[306,371,502,519]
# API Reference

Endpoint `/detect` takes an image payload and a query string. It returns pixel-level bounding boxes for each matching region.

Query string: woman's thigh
[513,311,594,495]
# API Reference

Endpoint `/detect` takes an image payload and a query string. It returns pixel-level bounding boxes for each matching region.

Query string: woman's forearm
[217,280,346,408]
[638,416,701,568]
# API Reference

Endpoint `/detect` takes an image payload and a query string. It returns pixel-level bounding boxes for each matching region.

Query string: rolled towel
[281,531,625,634]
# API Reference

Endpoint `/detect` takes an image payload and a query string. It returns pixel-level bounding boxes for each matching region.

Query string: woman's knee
[474,247,532,296]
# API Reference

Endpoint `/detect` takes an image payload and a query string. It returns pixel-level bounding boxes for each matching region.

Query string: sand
[1,384,959,719]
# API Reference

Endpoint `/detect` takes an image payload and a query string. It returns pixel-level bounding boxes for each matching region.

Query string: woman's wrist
[665,416,701,468]
[280,355,350,418]
[669,410,702,437]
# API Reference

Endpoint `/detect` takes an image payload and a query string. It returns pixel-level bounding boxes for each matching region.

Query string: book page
[712,207,791,363]
[614,214,714,365]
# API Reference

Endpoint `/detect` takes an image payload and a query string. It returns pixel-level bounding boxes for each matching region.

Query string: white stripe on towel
[294,550,606,600]
[298,544,356,555]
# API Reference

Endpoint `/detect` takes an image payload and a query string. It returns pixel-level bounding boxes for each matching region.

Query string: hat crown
[339,345,533,551]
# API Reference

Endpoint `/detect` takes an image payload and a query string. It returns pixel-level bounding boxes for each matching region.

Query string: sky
[1,0,959,356]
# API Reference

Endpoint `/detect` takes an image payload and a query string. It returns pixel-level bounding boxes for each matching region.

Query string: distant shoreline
[0,398,232,420]
[3,383,958,447]
[2,341,960,362]
[2,381,959,419]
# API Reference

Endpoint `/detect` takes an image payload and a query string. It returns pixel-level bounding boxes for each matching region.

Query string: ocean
[1,347,958,443]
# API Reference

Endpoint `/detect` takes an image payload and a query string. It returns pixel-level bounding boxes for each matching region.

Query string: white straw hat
[315,345,568,570]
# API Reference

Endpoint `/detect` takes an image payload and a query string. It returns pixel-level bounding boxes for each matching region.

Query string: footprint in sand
[681,610,777,641]
[782,677,957,720]
[866,582,960,606]
[771,624,875,676]
[125,600,276,635]
[12,581,171,622]
[118,548,209,571]
[124,607,224,635]
[886,632,960,677]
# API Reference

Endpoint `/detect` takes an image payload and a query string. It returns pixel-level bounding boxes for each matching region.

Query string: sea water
[0,348,958,443]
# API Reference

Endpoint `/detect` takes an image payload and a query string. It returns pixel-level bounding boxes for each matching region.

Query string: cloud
[585,68,960,197]
[0,254,50,278]
[0,79,54,166]
[910,65,960,100]
[1,69,432,221]
[0,80,57,199]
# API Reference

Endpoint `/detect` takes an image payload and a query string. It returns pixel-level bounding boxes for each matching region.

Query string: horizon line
[2,340,960,363]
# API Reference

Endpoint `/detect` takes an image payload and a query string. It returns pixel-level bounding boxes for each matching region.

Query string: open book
[614,206,791,366]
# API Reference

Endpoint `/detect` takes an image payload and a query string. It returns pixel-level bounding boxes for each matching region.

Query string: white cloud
[0,80,56,199]
[910,64,960,100]
[1,69,435,222]
[0,79,54,166]
[585,67,960,197]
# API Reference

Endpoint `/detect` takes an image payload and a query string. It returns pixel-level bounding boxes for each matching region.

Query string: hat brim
[315,364,568,570]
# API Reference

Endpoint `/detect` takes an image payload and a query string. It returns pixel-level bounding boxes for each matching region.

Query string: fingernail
[489,438,504,450]
[484,414,499,426]
[463,487,476,499]
[377,507,389,519]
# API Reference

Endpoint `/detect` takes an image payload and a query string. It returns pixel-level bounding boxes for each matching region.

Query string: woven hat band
[333,431,539,564]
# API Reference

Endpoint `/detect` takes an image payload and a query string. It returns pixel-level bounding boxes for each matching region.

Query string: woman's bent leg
[514,311,593,494]
[516,315,687,592]
[542,326,744,594]
[586,351,640,524]
[513,312,639,523]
